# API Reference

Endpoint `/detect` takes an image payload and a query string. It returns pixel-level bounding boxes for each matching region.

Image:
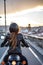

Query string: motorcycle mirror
[1,35,5,39]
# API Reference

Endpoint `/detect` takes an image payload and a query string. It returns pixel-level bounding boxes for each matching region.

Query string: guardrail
[28,35,43,48]
[25,34,43,64]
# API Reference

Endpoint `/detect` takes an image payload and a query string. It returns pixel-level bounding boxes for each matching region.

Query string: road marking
[29,47,43,65]
[0,47,9,64]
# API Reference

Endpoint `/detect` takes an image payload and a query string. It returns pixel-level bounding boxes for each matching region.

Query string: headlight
[22,60,27,65]
[12,61,16,65]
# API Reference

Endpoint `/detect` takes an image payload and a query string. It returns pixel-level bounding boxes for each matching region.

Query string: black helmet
[9,23,19,33]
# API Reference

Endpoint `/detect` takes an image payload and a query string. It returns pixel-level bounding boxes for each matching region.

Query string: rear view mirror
[1,35,5,39]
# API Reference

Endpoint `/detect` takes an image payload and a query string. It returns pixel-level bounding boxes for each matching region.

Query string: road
[0,39,42,65]
[22,47,41,65]
[0,47,42,65]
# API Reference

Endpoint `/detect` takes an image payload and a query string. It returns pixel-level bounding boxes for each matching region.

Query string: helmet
[9,23,19,33]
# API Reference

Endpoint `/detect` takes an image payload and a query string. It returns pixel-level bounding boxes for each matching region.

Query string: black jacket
[1,33,29,54]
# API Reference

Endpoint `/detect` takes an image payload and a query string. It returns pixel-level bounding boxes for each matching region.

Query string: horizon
[0,24,42,27]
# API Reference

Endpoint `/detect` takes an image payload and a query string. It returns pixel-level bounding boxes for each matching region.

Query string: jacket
[1,33,29,54]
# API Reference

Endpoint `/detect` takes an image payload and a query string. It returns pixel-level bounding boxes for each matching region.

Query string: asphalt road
[0,47,42,65]
[21,47,41,65]
[0,39,42,65]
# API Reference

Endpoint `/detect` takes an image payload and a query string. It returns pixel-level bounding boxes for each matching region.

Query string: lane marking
[29,47,43,65]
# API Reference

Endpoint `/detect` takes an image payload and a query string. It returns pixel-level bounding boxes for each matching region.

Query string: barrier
[25,34,43,64]
[28,35,43,48]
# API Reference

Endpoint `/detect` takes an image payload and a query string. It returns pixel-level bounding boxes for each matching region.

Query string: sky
[0,0,43,27]
[0,0,43,14]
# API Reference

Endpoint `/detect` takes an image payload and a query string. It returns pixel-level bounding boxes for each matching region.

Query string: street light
[4,0,6,34]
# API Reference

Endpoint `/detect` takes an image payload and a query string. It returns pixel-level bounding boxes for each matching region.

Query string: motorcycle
[1,44,28,65]
[6,53,28,65]
[1,40,29,65]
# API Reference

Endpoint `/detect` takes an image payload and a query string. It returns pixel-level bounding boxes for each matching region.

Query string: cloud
[0,0,43,14]
[0,5,43,27]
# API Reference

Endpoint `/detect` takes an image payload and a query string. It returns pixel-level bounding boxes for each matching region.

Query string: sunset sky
[0,0,43,27]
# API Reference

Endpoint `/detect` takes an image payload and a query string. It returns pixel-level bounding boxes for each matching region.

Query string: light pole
[4,0,6,34]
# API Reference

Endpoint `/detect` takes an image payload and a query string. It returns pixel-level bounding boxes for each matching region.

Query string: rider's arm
[22,37,29,47]
[19,33,29,47]
[1,33,10,47]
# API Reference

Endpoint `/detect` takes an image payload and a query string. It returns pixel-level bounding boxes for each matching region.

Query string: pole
[4,0,6,34]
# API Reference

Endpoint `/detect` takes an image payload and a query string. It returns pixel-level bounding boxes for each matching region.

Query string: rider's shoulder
[17,33,23,36]
[17,33,23,40]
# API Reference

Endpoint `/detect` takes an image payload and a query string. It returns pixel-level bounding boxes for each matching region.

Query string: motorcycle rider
[1,23,29,64]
